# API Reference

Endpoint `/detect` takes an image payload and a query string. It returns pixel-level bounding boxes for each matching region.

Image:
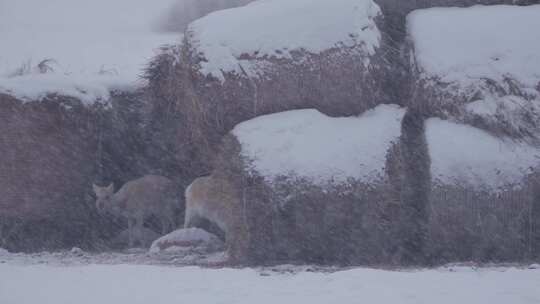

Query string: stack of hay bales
[403,5,540,262]
[180,3,540,264]
[157,0,392,167]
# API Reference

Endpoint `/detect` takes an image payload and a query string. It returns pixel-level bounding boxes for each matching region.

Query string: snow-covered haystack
[207,104,540,264]
[404,6,540,260]
[233,105,405,186]
[204,105,407,264]
[0,93,108,252]
[0,0,183,252]
[187,0,382,86]
[0,0,180,104]
[423,118,540,261]
[149,228,224,254]
[185,0,386,118]
[159,0,390,168]
[407,5,540,139]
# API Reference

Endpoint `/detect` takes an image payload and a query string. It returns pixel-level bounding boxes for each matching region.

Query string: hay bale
[424,117,540,262]
[0,93,108,251]
[205,105,406,264]
[0,90,174,252]
[407,5,540,139]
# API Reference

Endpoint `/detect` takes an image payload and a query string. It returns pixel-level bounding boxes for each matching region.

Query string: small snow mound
[188,0,382,81]
[232,104,405,185]
[0,248,9,256]
[149,228,224,254]
[70,247,85,256]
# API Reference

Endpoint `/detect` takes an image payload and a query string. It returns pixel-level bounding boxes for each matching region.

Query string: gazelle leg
[127,218,134,248]
[161,218,167,235]
[135,216,144,247]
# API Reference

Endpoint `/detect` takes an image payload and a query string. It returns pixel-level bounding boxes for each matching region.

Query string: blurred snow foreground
[0,254,539,304]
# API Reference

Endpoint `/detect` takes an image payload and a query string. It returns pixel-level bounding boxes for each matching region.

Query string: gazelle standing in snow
[184,175,240,242]
[93,175,180,247]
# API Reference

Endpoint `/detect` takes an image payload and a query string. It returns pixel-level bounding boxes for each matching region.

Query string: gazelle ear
[107,183,115,193]
[92,184,100,194]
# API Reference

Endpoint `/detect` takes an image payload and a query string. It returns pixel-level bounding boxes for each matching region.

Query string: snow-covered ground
[0,247,229,267]
[0,253,539,304]
[233,104,405,185]
[188,0,381,81]
[0,0,182,104]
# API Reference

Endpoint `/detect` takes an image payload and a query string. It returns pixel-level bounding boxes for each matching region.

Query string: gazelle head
[93,183,114,214]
